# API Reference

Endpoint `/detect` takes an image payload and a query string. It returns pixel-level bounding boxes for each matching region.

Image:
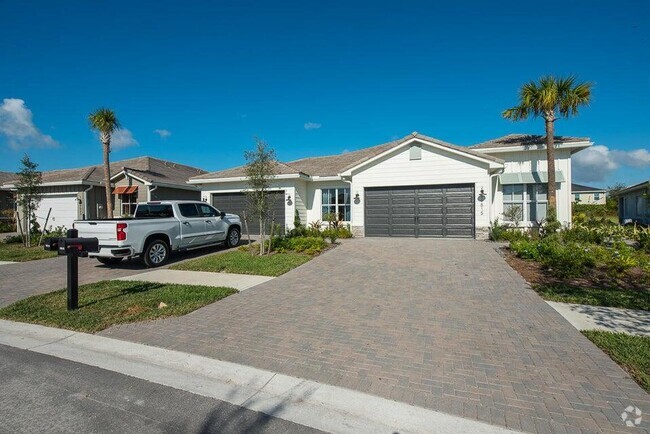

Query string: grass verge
[0,243,57,262]
[0,280,237,333]
[171,250,312,277]
[582,331,650,393]
[534,284,650,311]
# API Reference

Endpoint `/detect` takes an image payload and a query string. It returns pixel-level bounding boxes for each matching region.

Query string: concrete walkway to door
[101,238,650,433]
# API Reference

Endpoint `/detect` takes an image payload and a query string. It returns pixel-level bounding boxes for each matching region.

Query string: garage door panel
[36,195,78,231]
[365,184,474,238]
[212,191,284,235]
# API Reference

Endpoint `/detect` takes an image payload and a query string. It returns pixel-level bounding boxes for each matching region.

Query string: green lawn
[583,331,650,393]
[171,250,312,276]
[0,243,57,262]
[533,284,650,311]
[0,280,237,333]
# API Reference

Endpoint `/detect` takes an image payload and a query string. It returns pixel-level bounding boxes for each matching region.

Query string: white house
[190,132,592,239]
[571,183,607,205]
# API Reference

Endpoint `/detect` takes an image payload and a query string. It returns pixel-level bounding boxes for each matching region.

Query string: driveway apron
[101,238,649,433]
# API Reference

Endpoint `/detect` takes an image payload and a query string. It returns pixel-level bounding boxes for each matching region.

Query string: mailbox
[43,229,99,310]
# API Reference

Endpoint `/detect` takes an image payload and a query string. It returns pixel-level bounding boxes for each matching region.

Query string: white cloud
[573,145,650,182]
[153,129,171,139]
[0,98,59,149]
[110,128,138,150]
[304,122,322,130]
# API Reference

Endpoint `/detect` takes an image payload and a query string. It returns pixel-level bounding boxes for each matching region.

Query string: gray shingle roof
[192,132,504,181]
[2,157,206,187]
[0,171,15,184]
[470,134,590,149]
[572,183,605,193]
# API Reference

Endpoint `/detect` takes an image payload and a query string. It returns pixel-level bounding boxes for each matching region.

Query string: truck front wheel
[226,227,240,248]
[143,238,170,267]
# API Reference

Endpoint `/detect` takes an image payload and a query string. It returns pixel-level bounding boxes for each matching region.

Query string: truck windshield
[134,204,174,218]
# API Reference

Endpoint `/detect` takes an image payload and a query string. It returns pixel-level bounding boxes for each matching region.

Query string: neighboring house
[0,171,16,222]
[614,180,650,225]
[571,183,607,205]
[189,132,592,238]
[1,157,206,231]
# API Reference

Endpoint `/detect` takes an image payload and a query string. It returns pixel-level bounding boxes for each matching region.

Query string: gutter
[82,185,93,220]
[147,185,158,201]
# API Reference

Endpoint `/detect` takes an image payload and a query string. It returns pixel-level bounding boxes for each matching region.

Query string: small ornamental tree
[244,138,278,255]
[15,154,43,247]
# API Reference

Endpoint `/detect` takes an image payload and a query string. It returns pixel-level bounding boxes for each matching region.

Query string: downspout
[148,185,158,202]
[82,184,93,220]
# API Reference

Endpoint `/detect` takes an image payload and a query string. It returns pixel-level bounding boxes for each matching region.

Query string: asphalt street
[0,344,323,434]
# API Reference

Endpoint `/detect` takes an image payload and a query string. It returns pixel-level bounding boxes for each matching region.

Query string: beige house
[1,157,206,231]
[571,183,606,205]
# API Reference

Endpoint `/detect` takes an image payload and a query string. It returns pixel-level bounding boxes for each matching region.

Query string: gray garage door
[365,185,475,238]
[212,191,285,235]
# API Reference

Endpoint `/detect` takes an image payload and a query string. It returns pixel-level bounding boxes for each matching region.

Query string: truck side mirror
[220,211,226,219]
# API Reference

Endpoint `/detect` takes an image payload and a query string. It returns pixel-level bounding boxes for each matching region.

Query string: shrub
[489,220,530,242]
[273,236,327,254]
[335,226,353,239]
[322,229,338,244]
[639,229,650,253]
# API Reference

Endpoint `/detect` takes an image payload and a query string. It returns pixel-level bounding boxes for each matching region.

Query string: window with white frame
[594,192,600,201]
[321,188,350,221]
[502,184,524,222]
[527,184,548,222]
[120,193,137,216]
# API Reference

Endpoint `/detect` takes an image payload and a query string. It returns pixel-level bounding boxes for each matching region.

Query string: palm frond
[88,108,120,134]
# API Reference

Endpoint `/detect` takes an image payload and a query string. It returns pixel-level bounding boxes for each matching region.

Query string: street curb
[0,320,517,434]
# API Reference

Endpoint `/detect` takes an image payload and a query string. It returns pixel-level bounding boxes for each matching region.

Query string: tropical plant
[15,154,42,247]
[503,75,592,218]
[88,108,120,219]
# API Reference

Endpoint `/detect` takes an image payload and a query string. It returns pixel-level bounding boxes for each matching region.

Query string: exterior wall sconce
[477,187,486,202]
[354,192,360,204]
[286,194,293,206]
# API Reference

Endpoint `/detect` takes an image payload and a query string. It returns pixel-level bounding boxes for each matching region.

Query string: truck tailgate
[74,221,118,244]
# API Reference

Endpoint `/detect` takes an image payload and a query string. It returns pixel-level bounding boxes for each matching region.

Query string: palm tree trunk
[545,115,557,219]
[103,138,113,219]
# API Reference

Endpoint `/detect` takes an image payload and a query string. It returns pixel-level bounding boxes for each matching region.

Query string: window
[594,192,600,200]
[178,203,200,217]
[134,204,173,218]
[574,194,580,202]
[120,193,137,216]
[321,188,350,221]
[527,184,548,222]
[502,184,524,222]
[199,204,218,217]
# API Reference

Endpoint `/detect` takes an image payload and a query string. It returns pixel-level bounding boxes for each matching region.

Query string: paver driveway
[102,239,649,433]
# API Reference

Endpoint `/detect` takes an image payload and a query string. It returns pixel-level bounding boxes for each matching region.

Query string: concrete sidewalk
[116,269,273,291]
[547,301,650,336]
[0,320,514,434]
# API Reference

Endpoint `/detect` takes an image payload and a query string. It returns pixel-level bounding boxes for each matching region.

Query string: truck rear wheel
[143,238,170,267]
[97,257,123,266]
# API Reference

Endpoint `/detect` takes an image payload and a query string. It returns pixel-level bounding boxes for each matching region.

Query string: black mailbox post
[44,229,99,311]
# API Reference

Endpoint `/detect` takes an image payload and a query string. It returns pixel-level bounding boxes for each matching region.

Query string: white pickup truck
[73,200,242,267]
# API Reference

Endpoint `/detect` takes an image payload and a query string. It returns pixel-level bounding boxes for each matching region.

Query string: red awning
[112,186,138,194]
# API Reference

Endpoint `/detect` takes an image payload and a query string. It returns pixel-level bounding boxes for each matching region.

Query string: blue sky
[1,0,649,187]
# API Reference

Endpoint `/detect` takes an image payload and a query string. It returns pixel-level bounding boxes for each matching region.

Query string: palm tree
[502,75,592,218]
[88,108,120,219]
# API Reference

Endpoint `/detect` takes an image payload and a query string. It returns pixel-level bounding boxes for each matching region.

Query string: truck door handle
[205,220,212,223]
[183,221,190,225]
